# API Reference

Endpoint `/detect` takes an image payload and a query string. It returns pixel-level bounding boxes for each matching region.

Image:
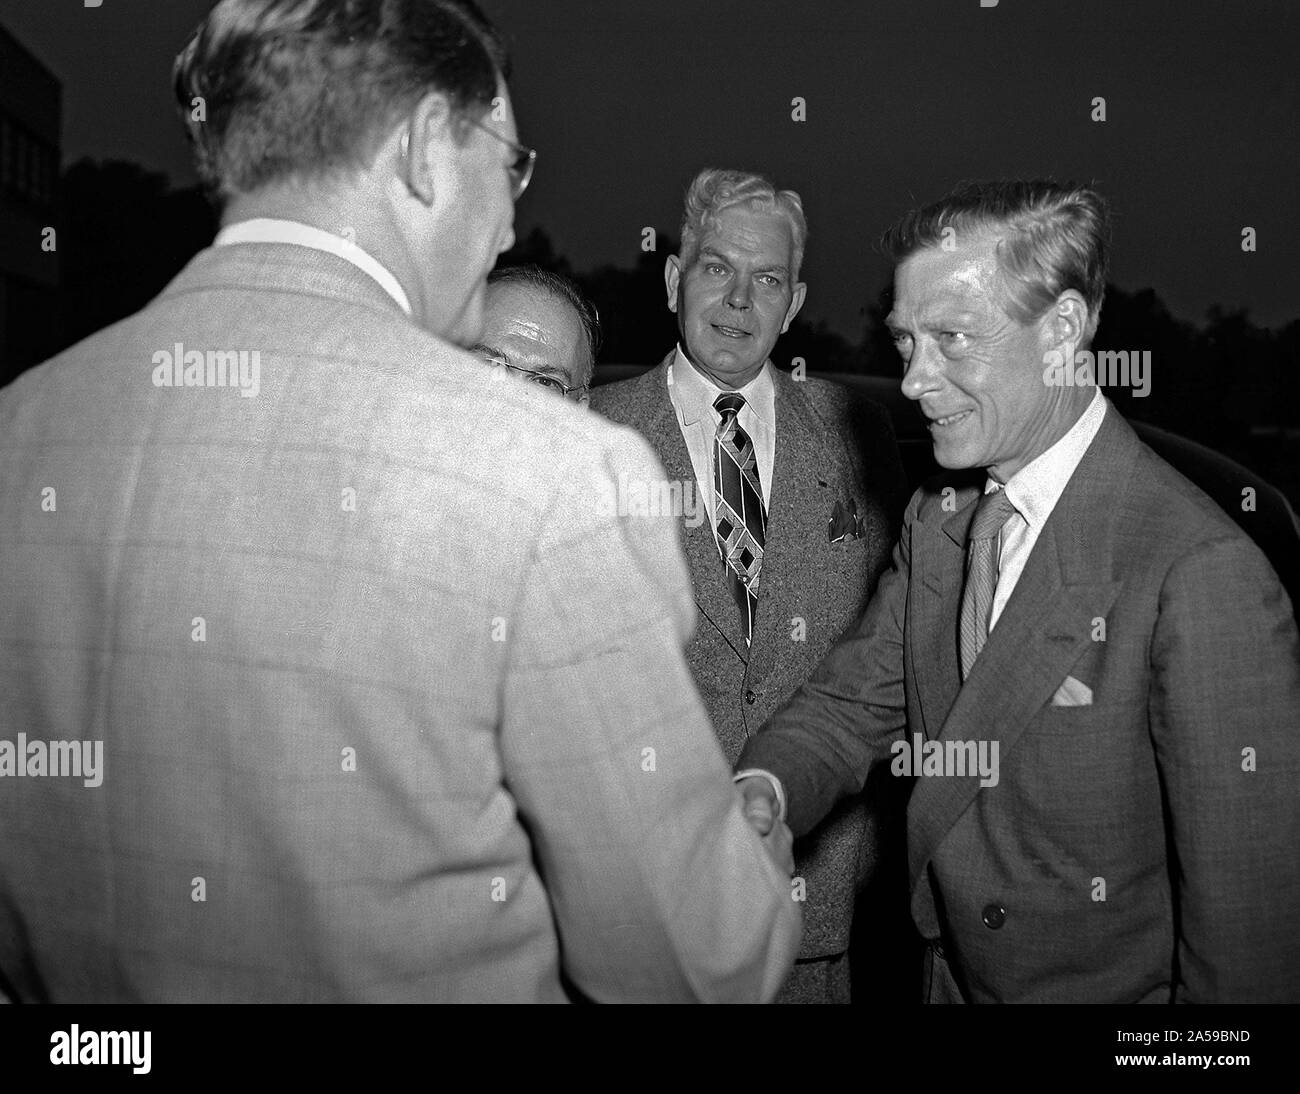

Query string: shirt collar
[213,218,412,316]
[667,345,775,430]
[997,386,1109,530]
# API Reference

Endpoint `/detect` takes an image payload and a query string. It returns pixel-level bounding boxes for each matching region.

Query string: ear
[781,281,808,333]
[664,255,682,314]
[1043,289,1089,356]
[402,90,458,207]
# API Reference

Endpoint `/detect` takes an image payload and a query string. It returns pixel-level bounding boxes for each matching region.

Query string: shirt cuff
[732,769,787,824]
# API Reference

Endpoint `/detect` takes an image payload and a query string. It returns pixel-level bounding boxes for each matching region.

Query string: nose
[901,338,944,402]
[725,277,752,311]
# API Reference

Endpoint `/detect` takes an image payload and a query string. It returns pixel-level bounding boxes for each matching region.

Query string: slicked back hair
[486,265,601,384]
[679,168,807,280]
[881,180,1112,341]
[173,0,508,198]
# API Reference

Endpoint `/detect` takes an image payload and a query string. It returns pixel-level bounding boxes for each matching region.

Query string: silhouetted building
[0,22,61,374]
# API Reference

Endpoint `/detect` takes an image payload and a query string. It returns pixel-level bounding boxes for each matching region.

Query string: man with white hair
[591,168,909,1003]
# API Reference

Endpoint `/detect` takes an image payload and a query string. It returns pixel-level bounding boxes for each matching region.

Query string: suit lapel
[747,371,829,661]
[906,407,1134,902]
[635,355,747,661]
[908,488,979,741]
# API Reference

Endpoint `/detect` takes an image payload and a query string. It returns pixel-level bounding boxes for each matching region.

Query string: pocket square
[828,497,862,543]
[1051,675,1093,707]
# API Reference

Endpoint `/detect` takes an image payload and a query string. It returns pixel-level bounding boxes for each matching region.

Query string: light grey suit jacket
[0,242,800,1002]
[741,405,1300,1002]
[591,355,908,966]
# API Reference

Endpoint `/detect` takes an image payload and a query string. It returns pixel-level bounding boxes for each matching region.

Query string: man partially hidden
[472,264,598,403]
[592,169,909,1003]
[737,180,1300,1002]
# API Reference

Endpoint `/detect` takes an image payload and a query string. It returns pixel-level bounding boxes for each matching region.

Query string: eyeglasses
[462,113,536,201]
[485,357,587,400]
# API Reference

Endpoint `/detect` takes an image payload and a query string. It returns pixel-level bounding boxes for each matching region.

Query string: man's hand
[738,775,779,835]
[737,776,794,876]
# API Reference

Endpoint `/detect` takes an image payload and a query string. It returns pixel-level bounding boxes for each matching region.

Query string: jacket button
[981,903,1006,930]
[744,689,757,705]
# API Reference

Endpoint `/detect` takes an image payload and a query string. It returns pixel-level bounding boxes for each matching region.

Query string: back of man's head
[174,0,507,200]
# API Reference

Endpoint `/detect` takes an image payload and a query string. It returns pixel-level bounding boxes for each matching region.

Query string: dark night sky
[4,0,1297,338]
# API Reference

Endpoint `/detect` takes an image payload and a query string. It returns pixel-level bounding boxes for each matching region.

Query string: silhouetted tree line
[8,161,1297,505]
[504,223,1299,506]
[54,160,219,355]
[501,225,867,374]
[505,224,1299,426]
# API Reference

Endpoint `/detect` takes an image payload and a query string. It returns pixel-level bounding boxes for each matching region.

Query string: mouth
[711,323,750,339]
[927,409,974,429]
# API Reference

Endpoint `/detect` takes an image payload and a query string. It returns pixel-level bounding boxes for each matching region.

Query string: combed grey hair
[173,0,507,198]
[679,168,808,280]
[881,179,1111,343]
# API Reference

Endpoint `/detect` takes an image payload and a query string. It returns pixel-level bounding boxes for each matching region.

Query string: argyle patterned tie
[959,487,1019,681]
[713,391,766,641]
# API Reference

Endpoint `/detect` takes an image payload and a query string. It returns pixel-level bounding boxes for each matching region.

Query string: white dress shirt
[666,346,776,532]
[988,385,1108,631]
[213,217,412,316]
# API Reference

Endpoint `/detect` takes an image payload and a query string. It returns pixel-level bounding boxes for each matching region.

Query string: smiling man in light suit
[591,169,909,1003]
[737,180,1300,1002]
[0,0,800,1003]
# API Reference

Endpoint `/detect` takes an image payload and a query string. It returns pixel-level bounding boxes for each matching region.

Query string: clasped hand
[737,777,794,877]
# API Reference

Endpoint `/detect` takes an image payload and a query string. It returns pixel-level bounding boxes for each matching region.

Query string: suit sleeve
[498,425,801,1003]
[1149,534,1300,1002]
[738,487,917,837]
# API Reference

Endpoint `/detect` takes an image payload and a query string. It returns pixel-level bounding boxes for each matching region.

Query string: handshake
[737,775,795,877]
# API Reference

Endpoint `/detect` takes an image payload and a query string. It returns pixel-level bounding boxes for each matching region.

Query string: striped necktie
[958,487,1019,681]
[713,391,766,642]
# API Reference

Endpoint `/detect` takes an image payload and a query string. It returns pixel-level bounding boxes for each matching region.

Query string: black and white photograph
[0,0,1296,1070]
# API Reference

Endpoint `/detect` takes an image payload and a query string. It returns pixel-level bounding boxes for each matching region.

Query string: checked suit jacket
[591,353,909,968]
[740,402,1300,1002]
[0,242,802,1003]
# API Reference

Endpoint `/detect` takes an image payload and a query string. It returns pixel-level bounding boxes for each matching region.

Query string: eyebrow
[698,249,789,275]
[469,342,508,363]
[886,310,982,331]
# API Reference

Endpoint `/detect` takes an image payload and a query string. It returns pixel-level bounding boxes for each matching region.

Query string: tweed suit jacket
[590,354,908,960]
[0,242,801,1003]
[740,403,1300,1002]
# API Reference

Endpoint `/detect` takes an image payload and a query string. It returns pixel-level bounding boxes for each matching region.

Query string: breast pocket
[1021,698,1158,836]
[814,535,870,638]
